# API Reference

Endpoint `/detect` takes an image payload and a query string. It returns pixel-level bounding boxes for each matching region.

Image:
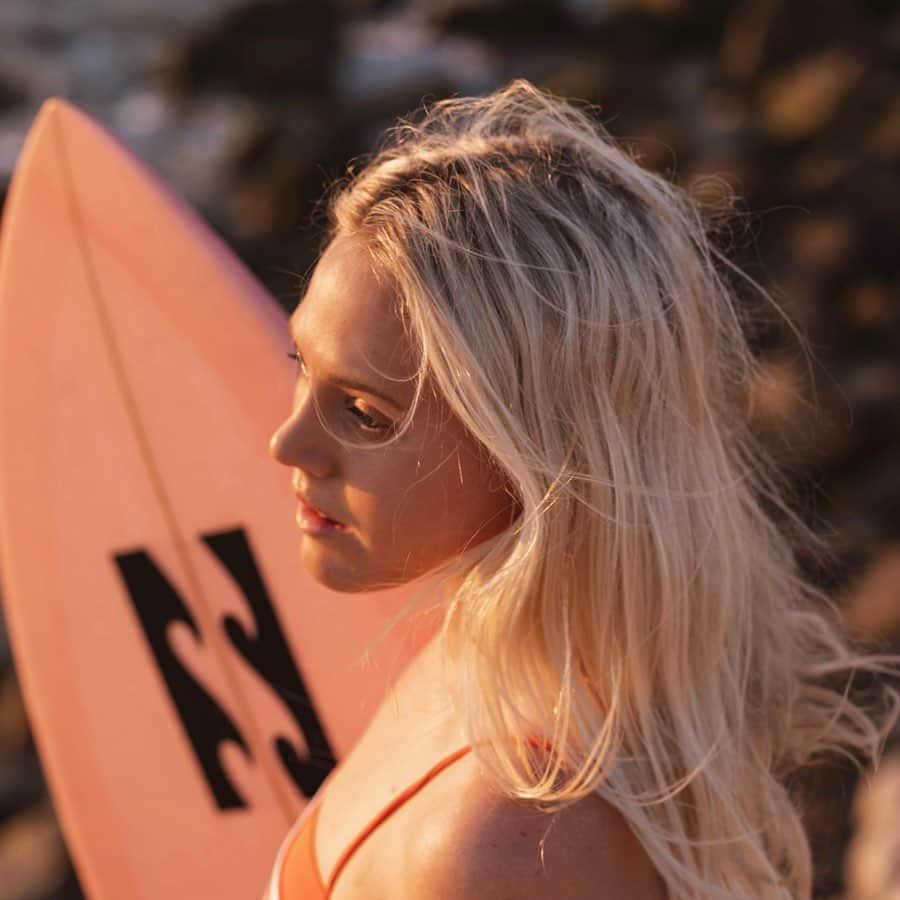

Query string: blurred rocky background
[0,0,898,897]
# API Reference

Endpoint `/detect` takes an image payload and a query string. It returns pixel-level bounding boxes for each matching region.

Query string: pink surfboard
[0,99,434,899]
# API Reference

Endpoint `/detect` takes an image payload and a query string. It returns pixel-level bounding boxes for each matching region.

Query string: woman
[265,80,895,899]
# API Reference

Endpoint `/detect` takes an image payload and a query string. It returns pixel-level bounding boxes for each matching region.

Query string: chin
[299,540,405,594]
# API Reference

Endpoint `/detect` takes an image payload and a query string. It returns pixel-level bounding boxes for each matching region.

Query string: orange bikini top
[266,745,473,899]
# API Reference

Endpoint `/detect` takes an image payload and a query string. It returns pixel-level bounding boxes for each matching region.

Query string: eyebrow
[288,313,406,414]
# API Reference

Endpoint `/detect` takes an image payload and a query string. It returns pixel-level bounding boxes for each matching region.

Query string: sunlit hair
[325,79,897,898]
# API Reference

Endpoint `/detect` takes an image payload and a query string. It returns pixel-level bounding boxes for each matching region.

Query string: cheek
[353,438,514,570]
[346,451,452,551]
[449,446,518,546]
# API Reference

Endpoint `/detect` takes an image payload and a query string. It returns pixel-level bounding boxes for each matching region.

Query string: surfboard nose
[38,96,71,118]
[31,96,83,140]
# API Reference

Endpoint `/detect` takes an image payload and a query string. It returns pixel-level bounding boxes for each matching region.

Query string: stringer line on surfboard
[48,104,297,826]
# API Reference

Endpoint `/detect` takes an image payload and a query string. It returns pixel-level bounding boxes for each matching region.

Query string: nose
[268,390,335,481]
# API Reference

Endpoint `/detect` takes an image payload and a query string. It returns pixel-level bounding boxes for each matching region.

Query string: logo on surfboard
[114,528,336,810]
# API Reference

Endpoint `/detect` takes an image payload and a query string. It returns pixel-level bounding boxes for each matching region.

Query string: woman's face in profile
[269,233,517,593]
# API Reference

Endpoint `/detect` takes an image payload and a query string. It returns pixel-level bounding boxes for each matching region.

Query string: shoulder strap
[324,745,473,892]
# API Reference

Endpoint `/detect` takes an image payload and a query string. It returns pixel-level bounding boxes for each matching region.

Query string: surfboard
[0,98,435,899]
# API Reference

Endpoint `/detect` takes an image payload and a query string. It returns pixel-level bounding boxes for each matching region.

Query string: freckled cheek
[339,426,513,571]
[340,458,419,544]
[344,453,460,552]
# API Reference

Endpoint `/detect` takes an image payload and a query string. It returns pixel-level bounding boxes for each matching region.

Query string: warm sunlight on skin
[268,233,518,593]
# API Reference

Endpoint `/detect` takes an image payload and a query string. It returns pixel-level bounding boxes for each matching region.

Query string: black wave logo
[113,527,336,811]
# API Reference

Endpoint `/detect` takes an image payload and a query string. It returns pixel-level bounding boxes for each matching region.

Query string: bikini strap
[324,735,552,893]
[324,744,473,892]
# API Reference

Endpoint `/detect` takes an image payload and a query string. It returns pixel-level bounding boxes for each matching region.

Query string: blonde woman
[265,79,895,899]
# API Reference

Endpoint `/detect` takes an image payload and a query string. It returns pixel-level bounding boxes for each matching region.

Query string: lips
[293,488,345,529]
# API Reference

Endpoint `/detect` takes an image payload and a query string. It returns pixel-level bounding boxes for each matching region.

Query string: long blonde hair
[326,79,896,899]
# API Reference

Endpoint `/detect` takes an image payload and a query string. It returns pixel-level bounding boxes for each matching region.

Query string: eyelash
[286,351,306,374]
[285,351,388,434]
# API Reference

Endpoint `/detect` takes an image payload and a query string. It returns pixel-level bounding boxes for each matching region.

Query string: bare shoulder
[401,757,667,900]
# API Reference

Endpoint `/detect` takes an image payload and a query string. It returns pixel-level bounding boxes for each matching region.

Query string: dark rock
[0,755,47,823]
[163,0,339,101]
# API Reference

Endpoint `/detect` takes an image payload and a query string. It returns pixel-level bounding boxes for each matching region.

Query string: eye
[286,350,307,376]
[346,401,389,434]
[286,345,391,436]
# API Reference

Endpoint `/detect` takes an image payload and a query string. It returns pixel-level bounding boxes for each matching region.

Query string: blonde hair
[326,80,897,898]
